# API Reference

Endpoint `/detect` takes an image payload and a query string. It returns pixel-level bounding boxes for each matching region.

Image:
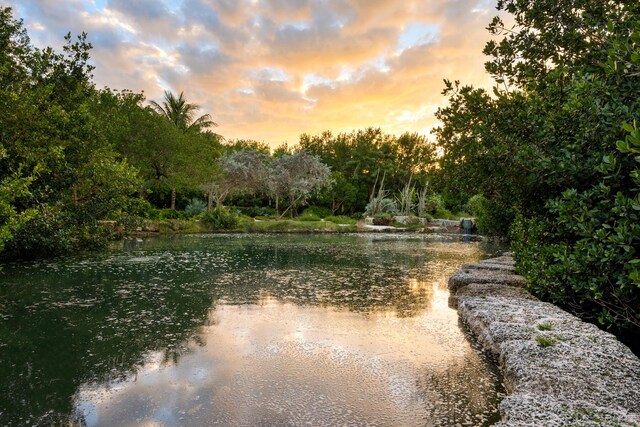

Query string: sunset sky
[6,0,501,147]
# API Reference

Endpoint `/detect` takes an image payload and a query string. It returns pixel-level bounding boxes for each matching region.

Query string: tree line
[0,6,439,259]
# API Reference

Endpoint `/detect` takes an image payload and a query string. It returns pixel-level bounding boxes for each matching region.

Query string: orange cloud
[8,0,503,147]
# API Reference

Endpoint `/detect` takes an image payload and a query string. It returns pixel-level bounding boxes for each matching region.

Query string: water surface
[0,233,505,426]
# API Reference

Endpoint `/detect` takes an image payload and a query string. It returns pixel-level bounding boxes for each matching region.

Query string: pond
[0,233,505,426]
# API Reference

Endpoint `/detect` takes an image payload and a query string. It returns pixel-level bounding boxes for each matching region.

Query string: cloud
[5,0,502,146]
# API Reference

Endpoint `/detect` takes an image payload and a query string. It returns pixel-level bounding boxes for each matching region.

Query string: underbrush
[240,218,357,233]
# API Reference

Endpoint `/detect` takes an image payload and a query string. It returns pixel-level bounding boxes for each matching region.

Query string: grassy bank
[127,217,460,235]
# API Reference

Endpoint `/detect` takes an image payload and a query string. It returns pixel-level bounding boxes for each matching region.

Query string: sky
[5,0,501,147]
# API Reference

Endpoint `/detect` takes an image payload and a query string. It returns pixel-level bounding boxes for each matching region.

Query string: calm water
[0,233,505,426]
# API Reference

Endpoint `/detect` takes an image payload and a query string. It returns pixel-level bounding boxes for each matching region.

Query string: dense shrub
[147,208,190,220]
[433,208,458,221]
[302,206,332,218]
[512,125,640,340]
[3,207,113,259]
[296,213,322,221]
[201,207,239,230]
[467,194,485,217]
[235,206,277,218]
[424,194,445,215]
[325,215,356,224]
[467,194,515,236]
[365,198,398,217]
[185,198,207,216]
[372,213,392,225]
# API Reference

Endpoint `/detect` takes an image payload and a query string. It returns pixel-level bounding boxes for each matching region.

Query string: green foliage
[234,206,277,218]
[433,208,458,221]
[201,207,239,230]
[150,90,219,134]
[365,198,398,217]
[185,198,207,216]
[296,213,322,222]
[425,194,444,213]
[538,322,554,331]
[512,124,640,335]
[436,1,640,340]
[148,208,191,220]
[302,205,333,218]
[468,195,515,236]
[300,128,436,213]
[0,8,143,258]
[535,335,557,348]
[325,215,357,225]
[372,213,393,226]
[467,195,485,217]
[3,206,113,259]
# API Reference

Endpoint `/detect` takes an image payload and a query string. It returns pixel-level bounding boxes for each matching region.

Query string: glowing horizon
[7,0,500,147]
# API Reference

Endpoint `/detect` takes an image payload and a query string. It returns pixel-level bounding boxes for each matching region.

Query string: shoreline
[120,218,471,237]
[448,255,640,426]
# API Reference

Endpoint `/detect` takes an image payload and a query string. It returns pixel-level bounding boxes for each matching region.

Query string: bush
[365,198,398,216]
[466,195,515,236]
[147,208,190,220]
[3,206,113,259]
[467,194,485,217]
[511,125,640,342]
[325,215,356,225]
[235,206,277,218]
[424,194,445,215]
[302,206,333,218]
[185,198,207,216]
[201,207,239,230]
[434,207,458,220]
[296,213,322,221]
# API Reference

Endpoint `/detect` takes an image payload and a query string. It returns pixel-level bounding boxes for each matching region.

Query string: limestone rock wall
[449,255,640,426]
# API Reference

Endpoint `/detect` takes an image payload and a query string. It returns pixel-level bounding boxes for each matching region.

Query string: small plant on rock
[535,335,556,348]
[537,322,553,331]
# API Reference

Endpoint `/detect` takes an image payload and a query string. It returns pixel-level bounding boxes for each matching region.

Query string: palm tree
[150,90,218,132]
[150,91,220,209]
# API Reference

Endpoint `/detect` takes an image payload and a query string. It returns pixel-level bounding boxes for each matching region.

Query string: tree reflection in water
[0,233,503,426]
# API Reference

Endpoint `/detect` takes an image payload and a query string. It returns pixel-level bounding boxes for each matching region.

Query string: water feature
[0,233,505,426]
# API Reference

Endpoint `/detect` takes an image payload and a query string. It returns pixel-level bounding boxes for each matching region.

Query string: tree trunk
[171,188,176,210]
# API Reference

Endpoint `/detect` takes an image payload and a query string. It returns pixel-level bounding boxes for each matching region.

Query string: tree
[150,90,218,132]
[435,0,640,342]
[203,149,270,209]
[269,151,332,217]
[0,7,141,259]
[483,0,640,89]
[149,90,221,209]
[299,128,436,213]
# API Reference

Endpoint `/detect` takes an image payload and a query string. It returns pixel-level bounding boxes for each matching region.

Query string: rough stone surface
[461,262,517,273]
[448,268,526,293]
[392,215,427,225]
[429,219,461,227]
[479,255,516,266]
[449,255,640,427]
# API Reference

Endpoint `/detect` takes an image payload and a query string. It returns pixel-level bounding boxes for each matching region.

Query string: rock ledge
[449,255,640,426]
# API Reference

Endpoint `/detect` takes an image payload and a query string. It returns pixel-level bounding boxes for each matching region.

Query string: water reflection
[0,233,504,426]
